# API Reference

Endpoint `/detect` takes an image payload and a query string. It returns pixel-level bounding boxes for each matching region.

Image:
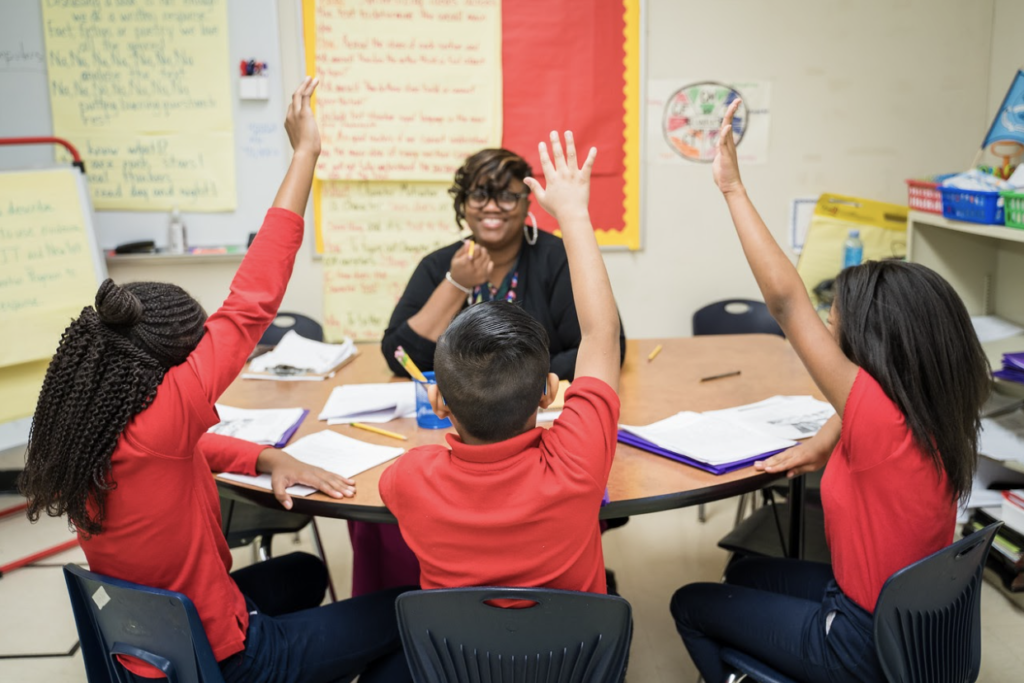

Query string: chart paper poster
[320,182,457,342]
[647,79,771,165]
[42,0,236,211]
[314,0,502,181]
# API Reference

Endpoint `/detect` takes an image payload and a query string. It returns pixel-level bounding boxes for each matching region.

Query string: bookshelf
[907,211,1024,398]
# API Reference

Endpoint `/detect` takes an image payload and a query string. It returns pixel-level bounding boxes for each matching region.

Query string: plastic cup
[414,371,452,429]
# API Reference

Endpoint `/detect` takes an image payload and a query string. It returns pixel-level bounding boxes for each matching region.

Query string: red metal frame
[0,136,85,172]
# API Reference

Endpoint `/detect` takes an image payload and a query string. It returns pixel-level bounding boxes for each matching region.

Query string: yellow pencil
[647,344,663,362]
[394,346,429,382]
[469,240,476,258]
[351,422,408,441]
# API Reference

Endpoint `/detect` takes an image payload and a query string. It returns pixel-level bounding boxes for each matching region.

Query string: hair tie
[95,279,143,326]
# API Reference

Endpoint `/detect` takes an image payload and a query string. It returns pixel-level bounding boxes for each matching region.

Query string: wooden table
[217,335,822,527]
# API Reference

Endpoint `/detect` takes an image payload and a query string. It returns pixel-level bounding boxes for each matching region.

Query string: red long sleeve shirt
[79,208,304,677]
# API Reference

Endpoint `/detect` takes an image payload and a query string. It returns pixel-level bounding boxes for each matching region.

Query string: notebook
[319,383,416,424]
[208,405,307,448]
[243,331,358,381]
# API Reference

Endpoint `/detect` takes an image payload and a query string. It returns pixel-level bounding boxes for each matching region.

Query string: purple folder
[274,409,309,448]
[617,430,788,475]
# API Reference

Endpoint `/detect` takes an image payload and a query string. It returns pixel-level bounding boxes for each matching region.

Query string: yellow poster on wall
[41,0,235,211]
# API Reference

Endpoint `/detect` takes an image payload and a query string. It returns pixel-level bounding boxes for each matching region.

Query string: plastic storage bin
[906,174,954,214]
[1001,190,1024,229]
[940,186,1004,224]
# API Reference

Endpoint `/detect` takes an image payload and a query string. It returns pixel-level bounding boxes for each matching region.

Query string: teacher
[381,147,626,380]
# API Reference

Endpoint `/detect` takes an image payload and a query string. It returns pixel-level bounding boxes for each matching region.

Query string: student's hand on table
[449,240,493,288]
[285,76,321,157]
[712,99,744,196]
[257,447,355,510]
[524,131,596,223]
[754,439,830,479]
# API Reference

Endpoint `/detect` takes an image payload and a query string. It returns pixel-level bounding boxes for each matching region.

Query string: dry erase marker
[351,423,407,441]
[647,344,663,362]
[700,370,741,382]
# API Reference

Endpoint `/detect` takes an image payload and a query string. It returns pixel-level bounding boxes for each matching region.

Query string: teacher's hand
[449,240,493,289]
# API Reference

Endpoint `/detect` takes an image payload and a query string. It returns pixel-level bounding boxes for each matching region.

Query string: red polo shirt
[78,208,303,677]
[380,377,619,594]
[821,369,956,613]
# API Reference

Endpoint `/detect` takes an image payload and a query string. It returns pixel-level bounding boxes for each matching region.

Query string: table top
[216,335,823,522]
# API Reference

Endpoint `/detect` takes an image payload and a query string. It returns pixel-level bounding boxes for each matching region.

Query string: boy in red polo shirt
[379,131,620,594]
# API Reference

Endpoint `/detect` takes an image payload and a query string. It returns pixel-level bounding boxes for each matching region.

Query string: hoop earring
[524,212,539,246]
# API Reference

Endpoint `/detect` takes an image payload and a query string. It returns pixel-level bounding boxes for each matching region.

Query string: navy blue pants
[670,558,884,683]
[125,552,412,683]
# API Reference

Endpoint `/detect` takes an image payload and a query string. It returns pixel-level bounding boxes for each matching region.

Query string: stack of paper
[994,352,1024,384]
[618,396,834,475]
[980,409,1024,465]
[219,430,405,497]
[319,383,416,424]
[244,331,357,381]
[208,405,307,447]
[971,316,1024,344]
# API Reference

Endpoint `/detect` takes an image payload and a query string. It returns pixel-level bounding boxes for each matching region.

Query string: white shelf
[908,211,1024,244]
[106,250,246,265]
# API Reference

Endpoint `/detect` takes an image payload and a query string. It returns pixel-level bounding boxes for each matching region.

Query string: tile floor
[1,451,1022,682]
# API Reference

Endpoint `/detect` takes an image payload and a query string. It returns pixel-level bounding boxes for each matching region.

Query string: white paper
[218,473,317,498]
[981,392,1024,418]
[248,331,357,375]
[537,409,563,423]
[620,411,796,466]
[319,383,416,423]
[970,316,1024,344]
[979,410,1024,464]
[284,430,404,477]
[702,395,836,441]
[208,405,305,445]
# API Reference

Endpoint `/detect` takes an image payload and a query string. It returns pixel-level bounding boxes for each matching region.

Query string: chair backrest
[63,564,224,683]
[873,522,1002,683]
[692,299,784,337]
[396,587,632,683]
[258,312,324,346]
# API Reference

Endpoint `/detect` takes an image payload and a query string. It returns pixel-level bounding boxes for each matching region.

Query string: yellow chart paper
[321,182,459,341]
[0,170,101,367]
[314,0,502,181]
[42,0,235,211]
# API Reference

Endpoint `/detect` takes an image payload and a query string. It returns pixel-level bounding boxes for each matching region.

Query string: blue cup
[414,371,452,429]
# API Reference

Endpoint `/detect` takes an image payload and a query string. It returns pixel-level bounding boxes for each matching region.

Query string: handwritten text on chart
[321,181,458,341]
[315,0,502,181]
[41,0,235,211]
[0,170,99,366]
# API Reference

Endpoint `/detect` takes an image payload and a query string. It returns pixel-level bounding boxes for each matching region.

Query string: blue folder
[616,430,788,475]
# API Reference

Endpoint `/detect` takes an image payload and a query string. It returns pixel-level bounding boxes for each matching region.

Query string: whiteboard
[0,0,291,250]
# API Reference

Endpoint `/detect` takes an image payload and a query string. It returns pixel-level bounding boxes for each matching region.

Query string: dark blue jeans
[670,558,885,683]
[125,552,413,683]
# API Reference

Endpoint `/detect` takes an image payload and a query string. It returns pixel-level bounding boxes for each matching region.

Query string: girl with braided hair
[20,78,412,683]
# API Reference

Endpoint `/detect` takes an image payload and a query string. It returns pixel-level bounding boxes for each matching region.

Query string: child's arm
[714,100,857,415]
[755,414,840,477]
[273,76,321,214]
[525,132,620,392]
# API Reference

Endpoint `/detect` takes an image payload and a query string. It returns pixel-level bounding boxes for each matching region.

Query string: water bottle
[168,206,187,254]
[842,229,863,269]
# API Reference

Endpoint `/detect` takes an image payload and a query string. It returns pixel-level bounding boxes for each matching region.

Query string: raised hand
[524,131,596,222]
[712,98,743,195]
[449,240,493,289]
[285,76,321,157]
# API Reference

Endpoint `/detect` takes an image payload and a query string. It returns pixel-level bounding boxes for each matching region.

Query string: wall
[988,0,1024,121]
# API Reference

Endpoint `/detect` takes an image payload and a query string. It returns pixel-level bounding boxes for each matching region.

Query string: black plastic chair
[258,312,324,346]
[63,563,225,683]
[396,587,633,683]
[692,300,784,338]
[718,522,1002,683]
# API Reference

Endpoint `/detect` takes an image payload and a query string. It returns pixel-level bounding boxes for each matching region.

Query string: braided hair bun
[95,279,144,326]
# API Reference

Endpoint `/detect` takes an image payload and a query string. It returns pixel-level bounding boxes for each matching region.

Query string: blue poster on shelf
[982,69,1024,148]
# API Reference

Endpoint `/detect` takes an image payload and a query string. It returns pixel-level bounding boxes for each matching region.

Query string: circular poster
[662,82,747,163]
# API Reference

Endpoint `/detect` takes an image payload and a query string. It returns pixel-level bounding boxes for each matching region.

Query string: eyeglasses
[466,187,530,211]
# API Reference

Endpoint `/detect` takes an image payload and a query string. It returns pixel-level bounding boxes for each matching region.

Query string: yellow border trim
[302,0,325,253]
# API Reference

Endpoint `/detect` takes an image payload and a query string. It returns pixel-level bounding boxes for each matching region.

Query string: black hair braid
[21,279,207,537]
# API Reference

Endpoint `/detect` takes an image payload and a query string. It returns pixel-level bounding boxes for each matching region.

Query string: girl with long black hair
[21,78,411,683]
[669,100,990,682]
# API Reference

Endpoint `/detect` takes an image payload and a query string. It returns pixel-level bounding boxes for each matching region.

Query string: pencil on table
[351,422,407,441]
[647,344,663,362]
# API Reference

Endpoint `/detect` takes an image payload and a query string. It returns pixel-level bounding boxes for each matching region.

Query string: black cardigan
[381,231,626,380]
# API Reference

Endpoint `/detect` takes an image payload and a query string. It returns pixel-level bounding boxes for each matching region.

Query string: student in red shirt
[669,100,990,683]
[380,131,621,594]
[20,78,412,683]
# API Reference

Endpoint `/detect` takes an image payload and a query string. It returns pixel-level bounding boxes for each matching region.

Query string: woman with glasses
[381,147,626,381]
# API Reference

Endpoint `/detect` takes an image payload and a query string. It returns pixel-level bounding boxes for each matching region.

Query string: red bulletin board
[304,0,641,251]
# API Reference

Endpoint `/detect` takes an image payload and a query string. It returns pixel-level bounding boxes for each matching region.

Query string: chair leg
[257,535,273,563]
[725,674,747,683]
[309,520,337,603]
[698,503,707,523]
